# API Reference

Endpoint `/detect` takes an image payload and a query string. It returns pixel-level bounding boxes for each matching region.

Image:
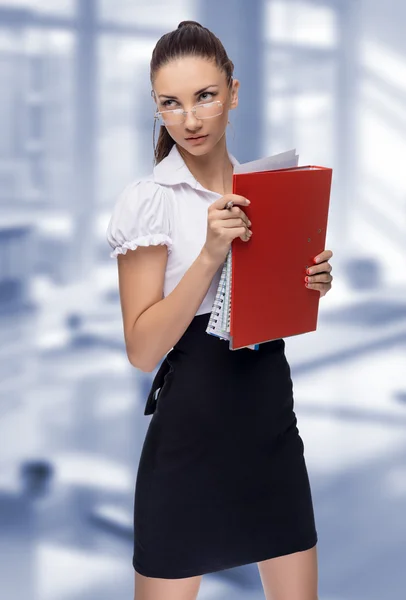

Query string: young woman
[106,20,333,600]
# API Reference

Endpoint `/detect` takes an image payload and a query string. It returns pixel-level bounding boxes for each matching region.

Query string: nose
[184,108,202,131]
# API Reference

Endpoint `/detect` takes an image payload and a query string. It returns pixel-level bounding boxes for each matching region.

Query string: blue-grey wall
[0,1,405,599]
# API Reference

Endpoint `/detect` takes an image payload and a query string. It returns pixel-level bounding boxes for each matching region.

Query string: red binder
[230,165,332,350]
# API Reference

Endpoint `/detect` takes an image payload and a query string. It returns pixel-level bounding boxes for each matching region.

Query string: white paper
[233,149,299,175]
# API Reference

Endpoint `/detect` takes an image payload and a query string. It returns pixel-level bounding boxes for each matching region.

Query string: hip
[151,314,296,436]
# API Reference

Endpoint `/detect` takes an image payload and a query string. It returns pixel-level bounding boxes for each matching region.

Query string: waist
[146,313,289,416]
[171,313,285,360]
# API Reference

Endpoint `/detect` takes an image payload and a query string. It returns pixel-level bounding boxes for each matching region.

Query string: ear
[229,78,240,110]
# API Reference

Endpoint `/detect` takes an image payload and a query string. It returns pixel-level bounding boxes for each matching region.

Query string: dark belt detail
[144,357,172,416]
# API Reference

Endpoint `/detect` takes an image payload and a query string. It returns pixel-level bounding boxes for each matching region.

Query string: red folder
[230,165,332,350]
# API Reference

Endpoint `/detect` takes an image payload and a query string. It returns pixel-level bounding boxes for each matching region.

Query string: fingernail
[246,199,251,204]
[248,220,252,226]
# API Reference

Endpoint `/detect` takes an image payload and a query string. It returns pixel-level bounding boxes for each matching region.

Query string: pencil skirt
[133,313,317,579]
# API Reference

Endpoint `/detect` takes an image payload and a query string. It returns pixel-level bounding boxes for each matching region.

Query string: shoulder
[111,172,175,222]
[106,174,174,258]
[117,174,169,205]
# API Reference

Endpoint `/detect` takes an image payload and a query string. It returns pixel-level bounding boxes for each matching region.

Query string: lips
[185,135,207,140]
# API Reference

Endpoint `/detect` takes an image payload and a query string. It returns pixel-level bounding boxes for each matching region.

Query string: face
[152,55,239,156]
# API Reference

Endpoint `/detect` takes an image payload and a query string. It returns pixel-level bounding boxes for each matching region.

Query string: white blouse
[106,144,240,316]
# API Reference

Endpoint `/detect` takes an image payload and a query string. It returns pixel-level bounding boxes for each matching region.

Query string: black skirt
[133,313,317,579]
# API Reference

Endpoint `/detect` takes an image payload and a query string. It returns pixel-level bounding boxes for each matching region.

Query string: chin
[189,146,212,156]
[176,143,206,157]
[177,136,221,158]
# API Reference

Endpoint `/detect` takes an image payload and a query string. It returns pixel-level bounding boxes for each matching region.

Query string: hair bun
[177,20,203,29]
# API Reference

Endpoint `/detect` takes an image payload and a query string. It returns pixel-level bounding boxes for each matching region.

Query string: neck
[177,136,234,195]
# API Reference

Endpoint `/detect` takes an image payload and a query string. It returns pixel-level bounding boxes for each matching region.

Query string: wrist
[198,247,221,274]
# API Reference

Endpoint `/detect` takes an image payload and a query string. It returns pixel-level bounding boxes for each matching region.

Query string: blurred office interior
[0,1,405,599]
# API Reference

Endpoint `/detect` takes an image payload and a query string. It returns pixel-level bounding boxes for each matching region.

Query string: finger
[212,194,250,210]
[228,207,251,227]
[217,207,251,228]
[307,262,332,276]
[314,249,333,264]
[306,282,331,296]
[306,273,333,284]
[240,230,251,242]
[217,218,250,229]
[232,226,250,241]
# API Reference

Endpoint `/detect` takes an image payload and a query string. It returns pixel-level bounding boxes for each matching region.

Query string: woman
[106,20,333,600]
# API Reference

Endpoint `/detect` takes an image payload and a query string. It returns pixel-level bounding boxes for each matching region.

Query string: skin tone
[151,55,333,296]
[152,55,238,195]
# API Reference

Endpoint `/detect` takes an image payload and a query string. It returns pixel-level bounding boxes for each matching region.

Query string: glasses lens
[194,101,223,120]
[160,110,184,125]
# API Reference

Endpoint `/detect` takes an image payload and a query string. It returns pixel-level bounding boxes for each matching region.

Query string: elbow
[126,347,157,373]
[125,323,158,372]
[124,326,161,372]
[136,360,157,373]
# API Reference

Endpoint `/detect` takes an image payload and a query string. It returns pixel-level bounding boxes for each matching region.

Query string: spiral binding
[206,256,228,335]
[224,251,232,332]
[207,249,258,350]
[206,250,233,346]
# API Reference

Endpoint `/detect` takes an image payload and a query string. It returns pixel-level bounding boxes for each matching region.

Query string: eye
[199,91,215,102]
[162,99,178,108]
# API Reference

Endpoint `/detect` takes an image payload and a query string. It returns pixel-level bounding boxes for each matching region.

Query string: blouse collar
[153,143,240,191]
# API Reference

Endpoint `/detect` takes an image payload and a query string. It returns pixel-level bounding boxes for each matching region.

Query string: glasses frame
[154,100,224,125]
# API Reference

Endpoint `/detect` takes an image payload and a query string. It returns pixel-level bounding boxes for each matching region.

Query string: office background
[0,1,405,599]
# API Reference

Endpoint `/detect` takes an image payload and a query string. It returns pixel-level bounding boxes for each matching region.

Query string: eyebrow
[158,85,219,100]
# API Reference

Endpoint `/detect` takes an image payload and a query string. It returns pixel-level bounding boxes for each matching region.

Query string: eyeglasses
[155,100,224,126]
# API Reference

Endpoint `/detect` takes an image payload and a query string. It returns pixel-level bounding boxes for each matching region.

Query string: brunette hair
[150,20,234,164]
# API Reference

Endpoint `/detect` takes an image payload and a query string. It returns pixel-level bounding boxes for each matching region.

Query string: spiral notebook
[206,149,299,350]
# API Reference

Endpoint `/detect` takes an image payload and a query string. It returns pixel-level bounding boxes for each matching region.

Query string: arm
[118,245,219,372]
[118,194,252,372]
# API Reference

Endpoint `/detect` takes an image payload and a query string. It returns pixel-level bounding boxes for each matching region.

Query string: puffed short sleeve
[106,179,173,258]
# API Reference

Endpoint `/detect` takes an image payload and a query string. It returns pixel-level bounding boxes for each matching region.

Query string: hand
[201,194,252,267]
[305,249,333,297]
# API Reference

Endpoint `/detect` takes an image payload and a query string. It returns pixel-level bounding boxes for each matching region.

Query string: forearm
[127,249,220,371]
